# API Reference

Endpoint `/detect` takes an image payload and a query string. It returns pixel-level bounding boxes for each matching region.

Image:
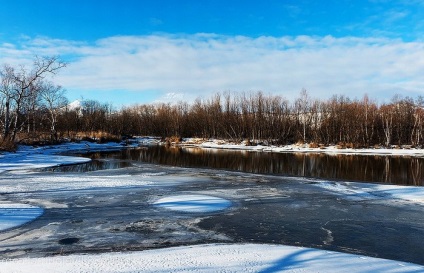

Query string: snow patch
[153,194,232,213]
[315,181,424,204]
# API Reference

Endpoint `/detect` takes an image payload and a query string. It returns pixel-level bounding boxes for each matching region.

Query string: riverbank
[178,138,424,157]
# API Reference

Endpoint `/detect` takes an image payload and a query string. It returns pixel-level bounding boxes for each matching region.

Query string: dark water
[57,146,424,186]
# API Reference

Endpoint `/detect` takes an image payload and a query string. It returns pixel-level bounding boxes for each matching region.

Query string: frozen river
[1,146,423,266]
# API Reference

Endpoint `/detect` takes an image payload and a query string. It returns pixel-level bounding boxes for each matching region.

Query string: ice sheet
[0,203,43,231]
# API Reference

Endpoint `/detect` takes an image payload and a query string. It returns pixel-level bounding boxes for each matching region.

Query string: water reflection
[89,146,423,186]
[50,146,424,186]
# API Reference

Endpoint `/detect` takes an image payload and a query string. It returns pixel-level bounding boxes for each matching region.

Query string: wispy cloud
[1,34,423,104]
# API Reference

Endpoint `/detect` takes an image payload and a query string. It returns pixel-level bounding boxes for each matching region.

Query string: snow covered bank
[181,138,424,157]
[0,203,43,232]
[153,194,232,213]
[1,243,423,273]
[0,141,132,173]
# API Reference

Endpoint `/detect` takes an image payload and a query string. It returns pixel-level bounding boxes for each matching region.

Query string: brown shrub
[345,142,355,149]
[336,142,345,149]
[164,136,182,145]
[309,142,319,148]
[335,142,357,149]
[97,135,121,144]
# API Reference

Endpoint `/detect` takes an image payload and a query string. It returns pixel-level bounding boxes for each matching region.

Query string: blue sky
[1,0,424,106]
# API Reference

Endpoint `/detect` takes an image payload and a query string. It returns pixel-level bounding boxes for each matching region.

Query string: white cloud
[1,34,423,104]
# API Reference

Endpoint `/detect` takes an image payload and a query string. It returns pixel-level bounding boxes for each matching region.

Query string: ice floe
[153,194,232,213]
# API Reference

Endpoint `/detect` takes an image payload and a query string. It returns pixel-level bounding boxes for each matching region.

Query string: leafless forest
[2,57,424,150]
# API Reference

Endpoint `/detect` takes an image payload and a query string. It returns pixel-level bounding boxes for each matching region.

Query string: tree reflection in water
[54,146,424,186]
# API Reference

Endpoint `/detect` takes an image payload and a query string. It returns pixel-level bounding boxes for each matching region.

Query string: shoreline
[173,138,424,157]
[3,136,424,159]
[2,137,424,176]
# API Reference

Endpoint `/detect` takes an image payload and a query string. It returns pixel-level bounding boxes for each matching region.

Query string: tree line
[2,56,424,149]
[117,90,424,148]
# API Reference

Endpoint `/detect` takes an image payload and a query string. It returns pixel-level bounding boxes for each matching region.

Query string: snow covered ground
[1,140,424,272]
[181,138,424,157]
[2,243,423,273]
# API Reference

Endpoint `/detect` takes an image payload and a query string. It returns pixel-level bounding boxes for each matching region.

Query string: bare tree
[39,82,68,141]
[0,56,66,141]
[0,64,15,139]
[359,95,377,146]
[379,104,394,147]
[295,89,311,143]
[412,96,424,146]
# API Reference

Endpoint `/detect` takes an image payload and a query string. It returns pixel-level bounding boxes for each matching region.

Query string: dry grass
[244,139,253,146]
[0,138,17,152]
[335,142,357,149]
[16,132,59,145]
[68,131,121,143]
